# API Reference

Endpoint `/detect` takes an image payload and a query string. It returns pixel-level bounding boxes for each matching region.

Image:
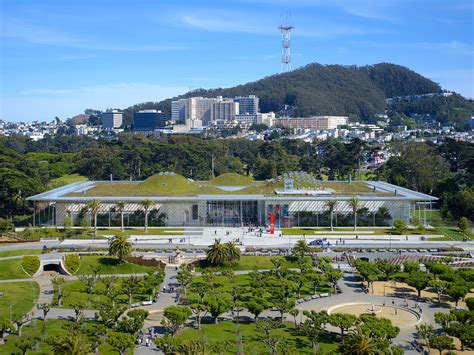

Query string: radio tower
[278,14,294,73]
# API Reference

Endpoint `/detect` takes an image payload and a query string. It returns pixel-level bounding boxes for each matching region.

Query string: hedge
[22,256,40,276]
[64,254,81,274]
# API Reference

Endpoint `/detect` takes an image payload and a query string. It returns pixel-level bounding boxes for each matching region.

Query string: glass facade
[205,200,258,226]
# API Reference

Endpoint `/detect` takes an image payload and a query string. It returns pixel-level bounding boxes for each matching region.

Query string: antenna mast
[278,13,294,73]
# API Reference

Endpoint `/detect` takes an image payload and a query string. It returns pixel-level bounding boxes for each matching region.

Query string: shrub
[124,255,166,268]
[22,256,40,276]
[64,254,81,274]
[0,218,14,233]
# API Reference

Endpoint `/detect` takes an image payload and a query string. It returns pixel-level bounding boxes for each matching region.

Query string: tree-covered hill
[122,63,443,123]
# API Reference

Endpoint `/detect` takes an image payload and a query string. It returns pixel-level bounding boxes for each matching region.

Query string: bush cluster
[64,254,81,274]
[22,255,40,276]
[124,255,166,268]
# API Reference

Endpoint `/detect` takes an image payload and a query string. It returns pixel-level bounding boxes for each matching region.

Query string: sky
[0,0,473,122]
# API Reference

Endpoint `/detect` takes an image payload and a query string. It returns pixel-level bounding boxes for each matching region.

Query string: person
[395,308,398,315]
[392,299,395,305]
[383,300,386,307]
[215,230,217,235]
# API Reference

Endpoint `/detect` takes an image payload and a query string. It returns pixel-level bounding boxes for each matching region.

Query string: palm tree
[108,234,132,262]
[325,200,338,231]
[206,238,229,266]
[292,239,311,258]
[224,241,241,262]
[115,202,126,232]
[348,196,360,231]
[140,199,154,232]
[88,200,101,236]
[342,326,378,355]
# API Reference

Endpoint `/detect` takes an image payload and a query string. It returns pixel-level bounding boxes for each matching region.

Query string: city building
[133,110,167,131]
[101,110,123,129]
[235,95,259,115]
[27,172,436,229]
[276,116,348,130]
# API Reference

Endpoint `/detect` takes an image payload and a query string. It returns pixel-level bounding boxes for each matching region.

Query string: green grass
[95,227,184,235]
[75,255,157,275]
[0,319,132,354]
[281,227,441,236]
[428,236,452,241]
[436,227,472,241]
[0,249,41,258]
[66,172,392,197]
[48,173,88,189]
[56,279,151,308]
[195,255,299,272]
[0,282,39,318]
[0,258,30,280]
[177,321,340,354]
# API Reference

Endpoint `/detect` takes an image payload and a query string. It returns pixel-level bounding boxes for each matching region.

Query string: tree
[406,271,431,297]
[256,319,284,355]
[142,270,164,301]
[204,294,231,324]
[117,309,150,334]
[88,200,101,236]
[306,270,325,295]
[246,298,267,322]
[348,196,361,231]
[447,283,470,306]
[12,313,31,337]
[289,308,300,328]
[139,199,154,232]
[51,275,65,306]
[206,238,229,266]
[47,333,93,355]
[429,334,453,355]
[190,303,207,330]
[121,276,138,308]
[375,259,400,280]
[393,219,407,234]
[115,201,126,232]
[176,265,193,297]
[355,260,380,293]
[341,326,378,355]
[325,200,337,231]
[162,306,192,336]
[326,267,344,294]
[359,314,400,341]
[403,261,420,273]
[292,239,311,259]
[416,323,435,353]
[301,310,328,353]
[77,266,100,294]
[465,297,474,311]
[0,317,13,340]
[458,217,470,234]
[70,300,85,323]
[108,234,132,262]
[15,336,37,355]
[106,331,135,355]
[95,302,126,329]
[37,303,51,321]
[224,240,241,262]
[430,280,449,303]
[329,313,358,337]
[271,290,296,323]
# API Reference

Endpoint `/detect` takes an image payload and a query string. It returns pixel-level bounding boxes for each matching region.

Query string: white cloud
[0,16,189,52]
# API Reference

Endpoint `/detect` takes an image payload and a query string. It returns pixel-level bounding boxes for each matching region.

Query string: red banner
[270,212,275,235]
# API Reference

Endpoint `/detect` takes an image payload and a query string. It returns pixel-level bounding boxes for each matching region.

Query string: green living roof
[66,172,387,197]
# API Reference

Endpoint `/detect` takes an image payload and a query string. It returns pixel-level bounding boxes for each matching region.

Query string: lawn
[437,227,472,241]
[0,319,132,354]
[0,258,30,280]
[195,255,299,271]
[0,249,41,258]
[55,279,151,308]
[177,320,340,354]
[95,227,184,236]
[281,227,441,235]
[0,282,39,318]
[75,255,158,275]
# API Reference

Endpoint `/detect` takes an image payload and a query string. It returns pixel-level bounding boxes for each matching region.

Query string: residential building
[235,95,259,115]
[276,116,348,130]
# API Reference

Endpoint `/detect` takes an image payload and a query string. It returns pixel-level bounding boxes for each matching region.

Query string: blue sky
[1,0,473,122]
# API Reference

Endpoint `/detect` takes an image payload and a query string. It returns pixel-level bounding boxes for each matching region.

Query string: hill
[122,62,472,126]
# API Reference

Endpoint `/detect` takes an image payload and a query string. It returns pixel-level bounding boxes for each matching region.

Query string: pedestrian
[383,300,386,307]
[392,300,395,305]
[215,230,217,235]
[395,308,398,315]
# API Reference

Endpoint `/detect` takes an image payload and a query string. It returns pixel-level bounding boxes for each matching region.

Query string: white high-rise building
[235,95,259,115]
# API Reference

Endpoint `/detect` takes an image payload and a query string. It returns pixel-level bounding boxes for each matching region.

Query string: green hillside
[122,62,447,123]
